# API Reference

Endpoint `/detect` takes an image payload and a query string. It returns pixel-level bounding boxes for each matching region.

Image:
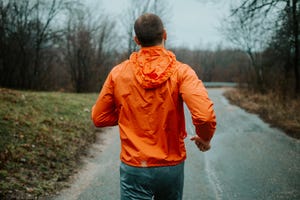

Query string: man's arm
[179,64,216,147]
[92,73,118,127]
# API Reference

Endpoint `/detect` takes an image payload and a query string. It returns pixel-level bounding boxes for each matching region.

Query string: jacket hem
[120,158,186,168]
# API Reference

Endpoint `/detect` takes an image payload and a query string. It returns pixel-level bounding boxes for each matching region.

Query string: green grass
[0,88,99,198]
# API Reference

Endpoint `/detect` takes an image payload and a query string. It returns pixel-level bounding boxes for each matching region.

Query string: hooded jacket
[92,46,216,167]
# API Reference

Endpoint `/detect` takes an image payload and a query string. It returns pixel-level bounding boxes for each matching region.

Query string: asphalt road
[54,88,300,200]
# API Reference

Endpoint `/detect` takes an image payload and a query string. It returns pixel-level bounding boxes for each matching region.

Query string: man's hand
[190,135,211,152]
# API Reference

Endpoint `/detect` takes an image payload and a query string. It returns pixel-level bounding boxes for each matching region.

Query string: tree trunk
[292,0,299,96]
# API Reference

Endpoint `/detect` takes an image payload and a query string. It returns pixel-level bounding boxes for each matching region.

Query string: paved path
[54,88,300,200]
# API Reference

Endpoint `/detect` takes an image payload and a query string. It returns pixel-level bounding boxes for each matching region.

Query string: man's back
[92,46,216,167]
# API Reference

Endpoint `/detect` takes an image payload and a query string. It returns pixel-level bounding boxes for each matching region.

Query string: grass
[224,88,300,139]
[0,88,99,199]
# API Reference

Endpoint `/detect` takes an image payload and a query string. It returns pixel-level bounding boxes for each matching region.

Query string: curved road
[54,88,300,200]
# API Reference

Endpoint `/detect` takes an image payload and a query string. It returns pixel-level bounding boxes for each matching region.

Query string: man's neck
[140,42,165,49]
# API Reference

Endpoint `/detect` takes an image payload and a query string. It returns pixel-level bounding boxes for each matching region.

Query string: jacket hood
[130,46,177,89]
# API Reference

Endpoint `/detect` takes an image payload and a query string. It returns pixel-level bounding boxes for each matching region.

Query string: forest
[0,0,299,98]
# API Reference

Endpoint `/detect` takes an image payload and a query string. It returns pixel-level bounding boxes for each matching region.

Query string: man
[92,13,216,200]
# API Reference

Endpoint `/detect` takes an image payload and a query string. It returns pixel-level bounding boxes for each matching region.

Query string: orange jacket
[92,46,216,167]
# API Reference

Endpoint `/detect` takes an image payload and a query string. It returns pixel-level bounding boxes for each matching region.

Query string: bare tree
[230,0,300,95]
[0,0,68,90]
[64,4,95,92]
[64,3,117,92]
[222,9,268,91]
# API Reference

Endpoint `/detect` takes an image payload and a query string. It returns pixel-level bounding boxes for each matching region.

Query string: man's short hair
[134,13,164,47]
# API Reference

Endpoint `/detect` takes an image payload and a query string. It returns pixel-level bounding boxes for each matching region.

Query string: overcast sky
[83,0,238,49]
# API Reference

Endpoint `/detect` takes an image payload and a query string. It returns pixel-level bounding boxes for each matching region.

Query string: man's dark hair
[134,13,164,47]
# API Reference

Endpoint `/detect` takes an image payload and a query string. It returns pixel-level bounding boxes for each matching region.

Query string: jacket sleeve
[179,65,216,142]
[91,72,118,127]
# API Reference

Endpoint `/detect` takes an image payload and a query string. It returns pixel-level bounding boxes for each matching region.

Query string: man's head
[134,13,166,47]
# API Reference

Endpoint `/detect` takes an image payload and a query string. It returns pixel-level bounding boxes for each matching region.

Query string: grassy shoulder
[0,88,99,199]
[224,88,300,139]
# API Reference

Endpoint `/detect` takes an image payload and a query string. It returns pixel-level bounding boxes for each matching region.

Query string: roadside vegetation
[224,88,300,139]
[0,88,99,199]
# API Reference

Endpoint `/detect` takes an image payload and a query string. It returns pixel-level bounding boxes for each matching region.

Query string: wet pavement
[54,88,300,200]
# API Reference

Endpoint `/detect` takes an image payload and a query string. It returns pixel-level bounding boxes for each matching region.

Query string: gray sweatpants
[120,162,184,200]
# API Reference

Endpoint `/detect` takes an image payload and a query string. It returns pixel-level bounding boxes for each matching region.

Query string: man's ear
[163,29,167,41]
[134,36,141,45]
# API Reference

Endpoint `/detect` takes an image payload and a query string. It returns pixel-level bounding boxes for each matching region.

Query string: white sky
[83,0,238,49]
[167,0,232,49]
